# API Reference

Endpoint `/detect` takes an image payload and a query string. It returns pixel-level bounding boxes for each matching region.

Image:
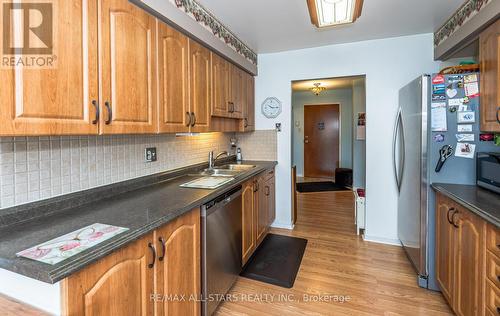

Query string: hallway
[217,191,452,315]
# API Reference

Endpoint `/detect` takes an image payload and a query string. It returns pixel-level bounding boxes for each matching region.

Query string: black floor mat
[240,234,307,288]
[296,181,350,193]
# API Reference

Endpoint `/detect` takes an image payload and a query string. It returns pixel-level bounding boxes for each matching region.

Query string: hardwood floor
[216,191,453,316]
[0,294,47,316]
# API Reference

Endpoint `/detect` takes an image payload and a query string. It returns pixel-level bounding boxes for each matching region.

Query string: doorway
[304,104,340,179]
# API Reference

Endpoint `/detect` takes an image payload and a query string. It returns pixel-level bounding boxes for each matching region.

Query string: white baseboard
[270,222,295,230]
[363,235,401,246]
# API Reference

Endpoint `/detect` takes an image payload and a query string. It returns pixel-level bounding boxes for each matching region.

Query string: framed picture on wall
[357,112,366,140]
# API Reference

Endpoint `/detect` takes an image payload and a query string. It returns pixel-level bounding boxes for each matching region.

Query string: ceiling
[196,0,465,54]
[292,77,361,91]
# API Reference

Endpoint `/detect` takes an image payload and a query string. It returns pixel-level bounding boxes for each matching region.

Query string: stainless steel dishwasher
[201,185,242,316]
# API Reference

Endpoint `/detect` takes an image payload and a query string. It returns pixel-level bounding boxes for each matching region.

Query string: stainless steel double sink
[194,164,256,177]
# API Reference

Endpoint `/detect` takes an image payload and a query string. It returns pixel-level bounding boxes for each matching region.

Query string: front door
[304,104,340,178]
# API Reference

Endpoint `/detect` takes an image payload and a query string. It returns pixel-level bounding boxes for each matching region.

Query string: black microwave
[477,152,500,194]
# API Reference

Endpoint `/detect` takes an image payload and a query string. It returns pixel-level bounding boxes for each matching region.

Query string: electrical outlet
[145,147,157,162]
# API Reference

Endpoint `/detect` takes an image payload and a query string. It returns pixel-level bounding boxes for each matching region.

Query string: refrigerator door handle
[399,111,406,192]
[393,107,402,192]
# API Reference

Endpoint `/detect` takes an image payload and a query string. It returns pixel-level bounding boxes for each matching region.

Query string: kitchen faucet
[208,151,229,170]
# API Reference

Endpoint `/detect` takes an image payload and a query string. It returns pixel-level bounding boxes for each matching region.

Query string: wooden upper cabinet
[154,208,200,316]
[0,0,99,136]
[242,180,256,265]
[211,53,232,118]
[61,233,155,315]
[454,208,485,316]
[99,0,157,134]
[189,40,212,132]
[480,19,500,132]
[230,65,244,119]
[158,22,190,133]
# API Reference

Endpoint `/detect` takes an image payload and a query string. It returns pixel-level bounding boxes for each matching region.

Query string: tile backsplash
[236,130,277,161]
[0,133,232,209]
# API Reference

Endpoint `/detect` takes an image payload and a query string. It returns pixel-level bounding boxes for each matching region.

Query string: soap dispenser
[236,148,242,162]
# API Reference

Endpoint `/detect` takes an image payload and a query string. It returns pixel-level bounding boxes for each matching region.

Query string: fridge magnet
[448,98,464,107]
[446,88,458,98]
[457,125,473,132]
[458,104,470,112]
[457,111,475,124]
[464,82,479,98]
[463,74,478,83]
[433,134,445,143]
[454,143,476,159]
[455,134,475,142]
[495,134,500,146]
[433,84,446,95]
[432,74,445,84]
[432,95,446,102]
[448,106,458,113]
[447,75,462,83]
[462,96,470,104]
[435,145,453,172]
[479,133,494,142]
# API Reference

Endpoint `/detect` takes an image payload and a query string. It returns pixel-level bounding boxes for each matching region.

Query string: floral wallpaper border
[172,0,258,65]
[434,0,492,47]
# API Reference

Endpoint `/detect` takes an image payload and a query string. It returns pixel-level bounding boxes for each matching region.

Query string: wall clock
[261,97,282,118]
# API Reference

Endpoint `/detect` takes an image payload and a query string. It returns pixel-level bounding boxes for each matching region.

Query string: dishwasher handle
[203,186,242,217]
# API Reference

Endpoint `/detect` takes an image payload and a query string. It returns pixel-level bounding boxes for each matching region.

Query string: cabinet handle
[91,100,99,125]
[496,106,500,124]
[191,112,196,127]
[186,112,192,127]
[451,211,460,228]
[244,118,248,128]
[148,242,156,269]
[104,101,112,125]
[158,237,166,262]
[265,186,270,196]
[447,208,455,225]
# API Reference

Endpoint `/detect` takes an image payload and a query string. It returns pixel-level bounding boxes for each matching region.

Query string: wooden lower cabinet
[241,169,276,265]
[61,233,155,315]
[61,208,200,316]
[435,192,497,316]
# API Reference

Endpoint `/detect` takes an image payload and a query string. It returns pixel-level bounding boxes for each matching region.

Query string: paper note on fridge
[431,103,447,131]
[454,143,476,159]
[457,111,475,124]
[448,98,464,107]
[456,134,475,142]
[457,124,473,132]
[464,82,479,98]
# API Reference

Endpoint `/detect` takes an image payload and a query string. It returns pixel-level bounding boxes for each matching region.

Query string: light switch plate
[145,147,157,162]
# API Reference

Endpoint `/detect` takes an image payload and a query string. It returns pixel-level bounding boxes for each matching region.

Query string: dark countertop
[0,160,277,284]
[432,183,500,228]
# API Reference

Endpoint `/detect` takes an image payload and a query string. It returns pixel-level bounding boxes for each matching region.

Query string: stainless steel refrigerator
[394,73,498,290]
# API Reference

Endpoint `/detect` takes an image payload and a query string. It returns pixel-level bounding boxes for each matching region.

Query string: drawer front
[487,224,500,258]
[487,251,500,287]
[485,279,500,315]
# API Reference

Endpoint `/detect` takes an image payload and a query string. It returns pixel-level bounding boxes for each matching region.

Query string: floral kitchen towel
[17,223,129,265]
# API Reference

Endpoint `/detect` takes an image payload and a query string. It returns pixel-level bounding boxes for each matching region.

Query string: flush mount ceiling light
[307,0,363,28]
[310,83,326,95]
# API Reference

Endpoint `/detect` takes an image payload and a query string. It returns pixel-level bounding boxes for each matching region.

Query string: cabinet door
[242,181,256,265]
[189,40,212,132]
[0,0,98,136]
[211,53,231,118]
[265,172,276,226]
[62,234,155,315]
[158,22,190,133]
[155,208,200,316]
[435,195,455,305]
[480,19,500,132]
[454,208,485,316]
[256,176,268,245]
[242,74,255,132]
[230,65,244,119]
[99,0,157,134]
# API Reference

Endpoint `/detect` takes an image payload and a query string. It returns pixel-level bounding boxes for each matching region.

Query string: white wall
[292,89,354,176]
[255,33,440,242]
